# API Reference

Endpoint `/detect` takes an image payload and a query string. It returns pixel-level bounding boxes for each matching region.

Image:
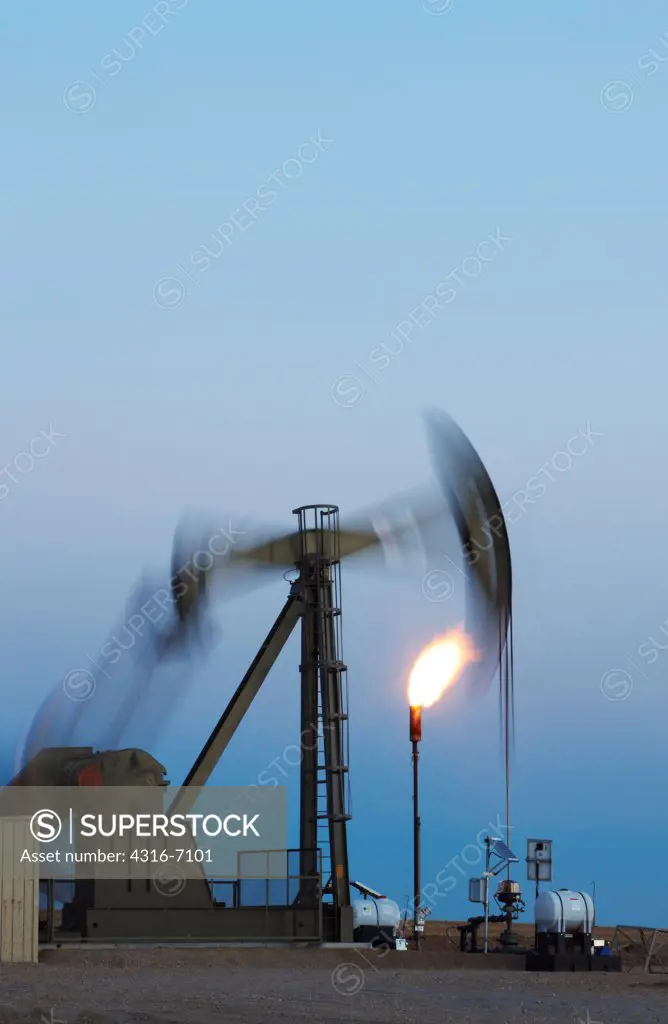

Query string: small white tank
[352,898,400,933]
[535,889,594,934]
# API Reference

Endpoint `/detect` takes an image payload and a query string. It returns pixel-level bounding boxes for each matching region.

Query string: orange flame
[408,625,478,709]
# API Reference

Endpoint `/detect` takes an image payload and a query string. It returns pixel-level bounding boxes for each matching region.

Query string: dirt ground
[2,920,664,1024]
[1,947,667,1024]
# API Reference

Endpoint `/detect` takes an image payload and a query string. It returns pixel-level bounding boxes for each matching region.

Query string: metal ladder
[314,508,352,902]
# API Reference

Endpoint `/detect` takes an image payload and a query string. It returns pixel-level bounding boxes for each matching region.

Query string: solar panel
[489,838,518,863]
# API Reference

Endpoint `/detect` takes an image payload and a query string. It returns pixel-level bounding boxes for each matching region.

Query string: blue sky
[2,0,667,927]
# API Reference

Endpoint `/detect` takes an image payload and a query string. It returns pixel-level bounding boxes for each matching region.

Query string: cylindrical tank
[535,890,594,934]
[352,898,400,933]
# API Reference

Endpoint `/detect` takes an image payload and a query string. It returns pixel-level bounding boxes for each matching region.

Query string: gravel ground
[1,960,667,1024]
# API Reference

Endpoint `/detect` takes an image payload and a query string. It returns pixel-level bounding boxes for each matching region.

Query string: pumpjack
[10,410,512,944]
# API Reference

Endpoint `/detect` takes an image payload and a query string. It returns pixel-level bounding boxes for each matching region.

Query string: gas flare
[408,626,478,708]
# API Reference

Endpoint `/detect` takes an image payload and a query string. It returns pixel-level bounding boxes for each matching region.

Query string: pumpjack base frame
[63,900,352,944]
[82,907,324,943]
[57,861,351,944]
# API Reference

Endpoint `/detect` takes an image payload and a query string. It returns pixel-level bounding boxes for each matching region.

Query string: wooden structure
[0,816,39,963]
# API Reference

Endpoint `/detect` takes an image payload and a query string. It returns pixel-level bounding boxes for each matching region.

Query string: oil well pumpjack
[11,411,512,945]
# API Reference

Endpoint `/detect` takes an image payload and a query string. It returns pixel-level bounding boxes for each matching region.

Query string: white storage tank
[352,898,400,941]
[535,889,594,935]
